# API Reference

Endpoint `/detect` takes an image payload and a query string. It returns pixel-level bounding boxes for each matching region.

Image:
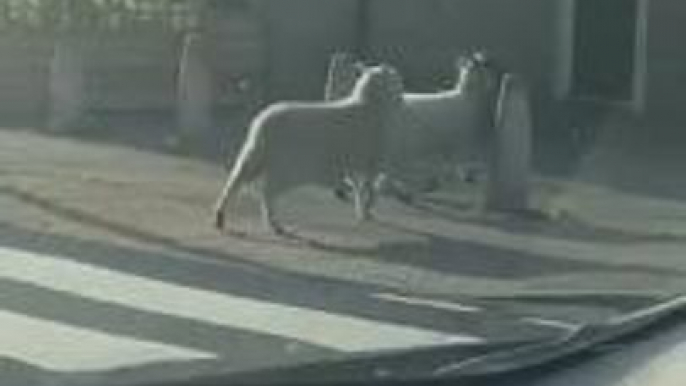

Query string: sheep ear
[455,55,470,70]
[353,61,366,72]
[331,52,356,66]
[472,50,488,64]
[381,64,400,79]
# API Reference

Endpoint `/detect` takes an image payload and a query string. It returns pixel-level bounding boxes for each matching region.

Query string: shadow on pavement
[406,196,686,244]
[303,220,682,280]
[31,110,252,165]
[1,183,683,283]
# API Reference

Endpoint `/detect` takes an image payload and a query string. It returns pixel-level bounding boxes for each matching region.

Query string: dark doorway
[571,0,639,101]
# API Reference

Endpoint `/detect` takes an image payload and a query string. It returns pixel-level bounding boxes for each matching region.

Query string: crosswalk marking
[0,246,482,353]
[373,292,483,313]
[0,310,215,372]
[521,317,578,331]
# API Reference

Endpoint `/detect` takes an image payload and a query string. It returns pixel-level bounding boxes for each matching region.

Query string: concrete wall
[9,0,669,133]
[0,19,265,124]
[0,34,182,120]
[645,0,686,126]
[261,0,360,101]
[258,0,559,137]
[207,5,266,109]
[4,1,684,129]
[366,0,557,92]
[0,1,559,121]
[0,35,52,121]
[82,32,180,112]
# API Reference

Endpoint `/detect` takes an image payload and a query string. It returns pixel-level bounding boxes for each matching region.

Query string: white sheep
[326,51,502,203]
[213,65,403,237]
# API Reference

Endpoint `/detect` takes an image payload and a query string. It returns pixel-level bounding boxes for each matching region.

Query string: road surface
[1,129,686,385]
[0,225,580,386]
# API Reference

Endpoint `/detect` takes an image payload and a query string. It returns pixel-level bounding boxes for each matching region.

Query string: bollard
[176,32,212,147]
[485,73,532,212]
[48,39,85,132]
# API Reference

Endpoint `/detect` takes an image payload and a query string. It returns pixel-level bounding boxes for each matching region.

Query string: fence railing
[0,0,200,32]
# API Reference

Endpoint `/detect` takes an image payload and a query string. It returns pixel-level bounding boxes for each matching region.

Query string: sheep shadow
[397,191,686,245]
[298,218,684,280]
[3,183,682,282]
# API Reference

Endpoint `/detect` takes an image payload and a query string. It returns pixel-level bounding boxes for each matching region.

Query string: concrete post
[48,38,85,132]
[485,73,532,212]
[176,32,212,146]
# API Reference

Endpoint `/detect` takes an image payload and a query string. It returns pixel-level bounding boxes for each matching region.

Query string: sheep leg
[380,176,416,205]
[347,176,364,221]
[332,182,353,202]
[361,178,378,220]
[260,183,290,237]
[348,175,375,222]
[213,177,238,230]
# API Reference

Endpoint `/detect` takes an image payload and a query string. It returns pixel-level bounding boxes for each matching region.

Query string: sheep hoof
[226,228,248,238]
[394,191,416,205]
[421,177,441,193]
[269,223,294,238]
[356,210,375,223]
[333,186,352,202]
[272,226,286,237]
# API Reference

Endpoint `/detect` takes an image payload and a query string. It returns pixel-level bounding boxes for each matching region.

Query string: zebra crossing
[0,310,215,372]
[0,245,484,379]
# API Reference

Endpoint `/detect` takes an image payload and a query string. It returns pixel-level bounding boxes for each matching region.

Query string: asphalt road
[2,128,686,302]
[1,224,683,386]
[1,129,686,385]
[0,224,583,386]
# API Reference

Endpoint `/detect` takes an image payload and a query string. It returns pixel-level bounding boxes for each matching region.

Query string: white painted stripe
[0,246,481,352]
[521,317,578,331]
[0,310,214,372]
[373,293,482,313]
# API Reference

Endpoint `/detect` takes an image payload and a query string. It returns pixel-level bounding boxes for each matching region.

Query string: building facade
[260,0,685,130]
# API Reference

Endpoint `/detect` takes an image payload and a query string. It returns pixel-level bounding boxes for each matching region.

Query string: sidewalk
[1,128,685,300]
[553,183,686,239]
[551,115,686,240]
